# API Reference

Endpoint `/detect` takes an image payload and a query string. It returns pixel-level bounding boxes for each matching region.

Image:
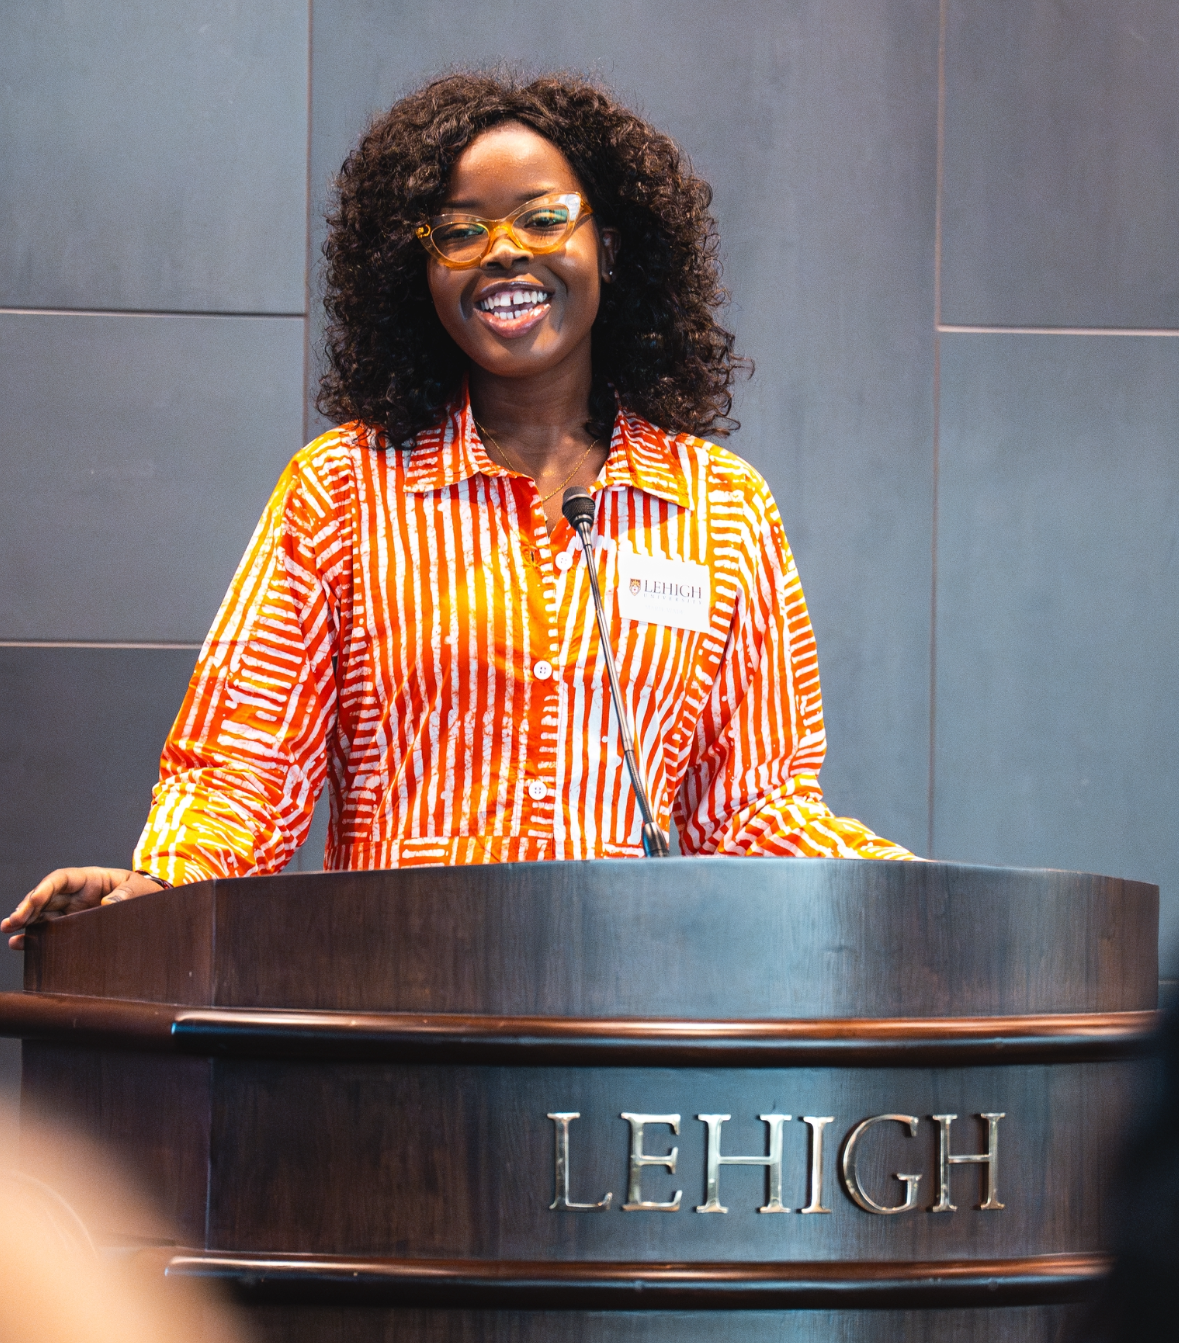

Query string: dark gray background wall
[2,1,1176,1089]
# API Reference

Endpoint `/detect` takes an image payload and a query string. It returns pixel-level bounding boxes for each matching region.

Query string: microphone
[562,487,671,858]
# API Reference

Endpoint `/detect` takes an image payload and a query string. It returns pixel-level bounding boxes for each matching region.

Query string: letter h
[930,1113,1005,1212]
[695,1114,790,1213]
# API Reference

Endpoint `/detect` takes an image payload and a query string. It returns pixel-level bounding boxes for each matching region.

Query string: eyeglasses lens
[514,203,573,247]
[430,221,490,266]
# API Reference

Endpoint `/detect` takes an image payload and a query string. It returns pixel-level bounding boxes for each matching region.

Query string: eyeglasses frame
[415,191,594,269]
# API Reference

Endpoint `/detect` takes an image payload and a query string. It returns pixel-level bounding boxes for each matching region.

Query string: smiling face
[425,123,618,387]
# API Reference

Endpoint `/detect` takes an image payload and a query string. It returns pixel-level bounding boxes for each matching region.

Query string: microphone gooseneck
[561,487,671,858]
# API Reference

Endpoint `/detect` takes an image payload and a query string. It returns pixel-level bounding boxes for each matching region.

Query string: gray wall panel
[294,796,330,873]
[307,0,939,853]
[941,0,1179,329]
[0,312,306,642]
[0,1,308,313]
[0,647,200,1089]
[933,334,1179,952]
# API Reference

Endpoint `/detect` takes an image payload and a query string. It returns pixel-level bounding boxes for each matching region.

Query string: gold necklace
[475,420,600,505]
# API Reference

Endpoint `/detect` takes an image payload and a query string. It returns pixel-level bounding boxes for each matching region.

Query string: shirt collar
[401,387,693,511]
[599,409,693,510]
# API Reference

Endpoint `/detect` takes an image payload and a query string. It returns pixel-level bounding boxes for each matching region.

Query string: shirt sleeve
[672,485,914,860]
[132,452,346,886]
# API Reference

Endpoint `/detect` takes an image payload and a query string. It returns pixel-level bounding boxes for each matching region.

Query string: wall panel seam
[928,0,947,858]
[938,324,1179,337]
[0,307,305,320]
[302,0,315,449]
[0,641,202,650]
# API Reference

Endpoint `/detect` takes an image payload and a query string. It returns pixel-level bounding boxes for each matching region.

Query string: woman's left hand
[2,867,164,950]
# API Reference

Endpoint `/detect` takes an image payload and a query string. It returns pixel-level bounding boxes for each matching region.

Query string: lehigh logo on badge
[617,547,712,633]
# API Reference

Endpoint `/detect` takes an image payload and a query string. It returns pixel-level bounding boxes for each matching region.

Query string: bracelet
[133,870,173,890]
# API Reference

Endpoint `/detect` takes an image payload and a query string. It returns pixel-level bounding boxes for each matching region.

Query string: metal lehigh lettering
[930,1113,1006,1212]
[840,1114,923,1214]
[620,1113,682,1211]
[799,1116,835,1214]
[695,1114,791,1214]
[546,1113,612,1211]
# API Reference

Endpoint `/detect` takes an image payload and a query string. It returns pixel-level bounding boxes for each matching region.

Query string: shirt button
[532,660,554,681]
[527,780,548,801]
[555,551,574,571]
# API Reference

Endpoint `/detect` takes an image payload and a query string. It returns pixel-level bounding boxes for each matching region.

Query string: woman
[4,72,910,949]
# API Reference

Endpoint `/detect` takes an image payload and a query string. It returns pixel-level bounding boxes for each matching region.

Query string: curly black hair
[317,71,749,446]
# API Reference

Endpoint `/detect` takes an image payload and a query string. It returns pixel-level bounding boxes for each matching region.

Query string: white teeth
[477,288,550,313]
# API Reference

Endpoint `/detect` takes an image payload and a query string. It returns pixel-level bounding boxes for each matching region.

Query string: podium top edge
[23,857,1158,1016]
[191,857,1159,894]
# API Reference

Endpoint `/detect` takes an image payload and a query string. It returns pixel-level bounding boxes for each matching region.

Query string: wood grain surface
[23,860,1159,1017]
[198,1059,1144,1262]
[235,1304,1091,1342]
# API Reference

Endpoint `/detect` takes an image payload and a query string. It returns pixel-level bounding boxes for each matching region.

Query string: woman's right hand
[2,868,164,950]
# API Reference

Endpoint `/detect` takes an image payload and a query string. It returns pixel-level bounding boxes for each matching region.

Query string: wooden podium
[0,859,1159,1341]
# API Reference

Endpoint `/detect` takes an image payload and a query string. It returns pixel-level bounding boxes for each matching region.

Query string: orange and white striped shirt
[134,396,911,883]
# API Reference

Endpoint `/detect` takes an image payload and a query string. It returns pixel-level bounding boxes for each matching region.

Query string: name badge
[616,547,712,632]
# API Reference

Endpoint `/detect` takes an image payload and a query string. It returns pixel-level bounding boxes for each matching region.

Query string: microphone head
[561,486,597,530]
